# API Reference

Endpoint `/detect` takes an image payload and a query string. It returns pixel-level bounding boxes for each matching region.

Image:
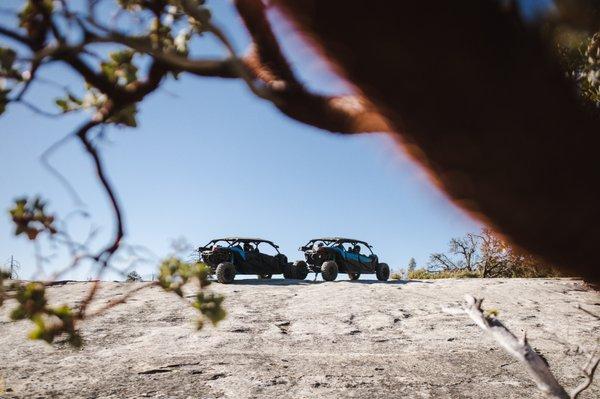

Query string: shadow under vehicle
[299,237,390,281]
[198,237,308,283]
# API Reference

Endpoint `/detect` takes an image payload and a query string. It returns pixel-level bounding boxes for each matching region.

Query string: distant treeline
[397,229,563,279]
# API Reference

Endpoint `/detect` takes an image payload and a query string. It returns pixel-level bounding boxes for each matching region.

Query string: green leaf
[55,98,69,111]
[110,50,134,65]
[109,104,138,127]
[0,88,10,116]
[9,196,57,240]
[0,47,16,70]
[194,291,226,326]
[54,94,82,113]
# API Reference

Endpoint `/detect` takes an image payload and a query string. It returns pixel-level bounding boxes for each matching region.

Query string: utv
[299,237,390,281]
[198,237,308,283]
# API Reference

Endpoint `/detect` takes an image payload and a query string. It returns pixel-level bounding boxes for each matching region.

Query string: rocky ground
[0,278,598,398]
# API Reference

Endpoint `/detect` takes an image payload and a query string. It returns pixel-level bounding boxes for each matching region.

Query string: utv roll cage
[299,237,374,254]
[198,237,281,253]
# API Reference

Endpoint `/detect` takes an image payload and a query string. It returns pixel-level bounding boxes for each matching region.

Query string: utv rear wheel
[292,261,309,280]
[258,274,272,279]
[283,264,295,279]
[348,273,360,280]
[321,261,338,281]
[376,263,390,281]
[216,262,236,284]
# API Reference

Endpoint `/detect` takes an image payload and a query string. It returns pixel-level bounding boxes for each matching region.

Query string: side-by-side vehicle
[299,237,390,281]
[198,237,308,283]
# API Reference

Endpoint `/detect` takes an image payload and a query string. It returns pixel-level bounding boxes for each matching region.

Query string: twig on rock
[443,295,599,399]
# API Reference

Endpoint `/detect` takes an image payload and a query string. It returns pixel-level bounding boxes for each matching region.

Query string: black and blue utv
[198,237,308,283]
[299,237,390,281]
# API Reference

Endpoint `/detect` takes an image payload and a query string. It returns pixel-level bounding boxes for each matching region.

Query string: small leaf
[0,47,16,70]
[0,88,10,116]
[9,196,57,240]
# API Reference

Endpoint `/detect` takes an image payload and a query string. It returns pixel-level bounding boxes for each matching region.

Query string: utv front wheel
[376,263,390,281]
[216,262,236,284]
[321,261,338,281]
[292,261,309,280]
[348,273,360,280]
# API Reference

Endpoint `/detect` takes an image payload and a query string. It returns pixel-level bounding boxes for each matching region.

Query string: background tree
[428,234,480,272]
[426,229,560,278]
[407,257,417,274]
[125,270,142,282]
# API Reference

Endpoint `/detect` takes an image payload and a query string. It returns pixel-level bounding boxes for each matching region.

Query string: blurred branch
[234,0,390,133]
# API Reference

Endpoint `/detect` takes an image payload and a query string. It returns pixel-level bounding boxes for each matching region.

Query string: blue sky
[1,0,555,280]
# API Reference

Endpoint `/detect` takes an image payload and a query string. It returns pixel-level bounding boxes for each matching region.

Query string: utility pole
[7,255,19,279]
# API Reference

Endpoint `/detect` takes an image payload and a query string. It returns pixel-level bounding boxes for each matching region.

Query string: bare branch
[0,26,34,47]
[40,133,85,205]
[428,252,457,271]
[445,296,600,398]
[445,295,570,399]
[72,118,125,316]
[233,0,390,134]
[78,1,388,133]
[234,0,298,85]
[571,343,600,399]
[10,98,62,118]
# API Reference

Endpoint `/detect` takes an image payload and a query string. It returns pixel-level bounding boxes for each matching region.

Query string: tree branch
[0,26,34,47]
[571,344,600,399]
[76,122,124,259]
[429,252,457,271]
[40,133,85,205]
[463,295,568,398]
[234,0,390,133]
[58,53,124,99]
[234,0,298,85]
[72,118,124,317]
[79,2,389,133]
[444,295,599,399]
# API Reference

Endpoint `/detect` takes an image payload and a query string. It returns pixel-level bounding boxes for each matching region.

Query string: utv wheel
[292,261,309,280]
[216,262,236,284]
[321,261,338,281]
[283,264,295,279]
[348,273,361,280]
[376,263,390,281]
[258,274,272,279]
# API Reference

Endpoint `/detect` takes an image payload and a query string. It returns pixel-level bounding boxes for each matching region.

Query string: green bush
[390,272,403,280]
[408,268,481,279]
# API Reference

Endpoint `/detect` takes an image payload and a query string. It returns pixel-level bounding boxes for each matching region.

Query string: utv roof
[209,237,279,246]
[308,237,372,247]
